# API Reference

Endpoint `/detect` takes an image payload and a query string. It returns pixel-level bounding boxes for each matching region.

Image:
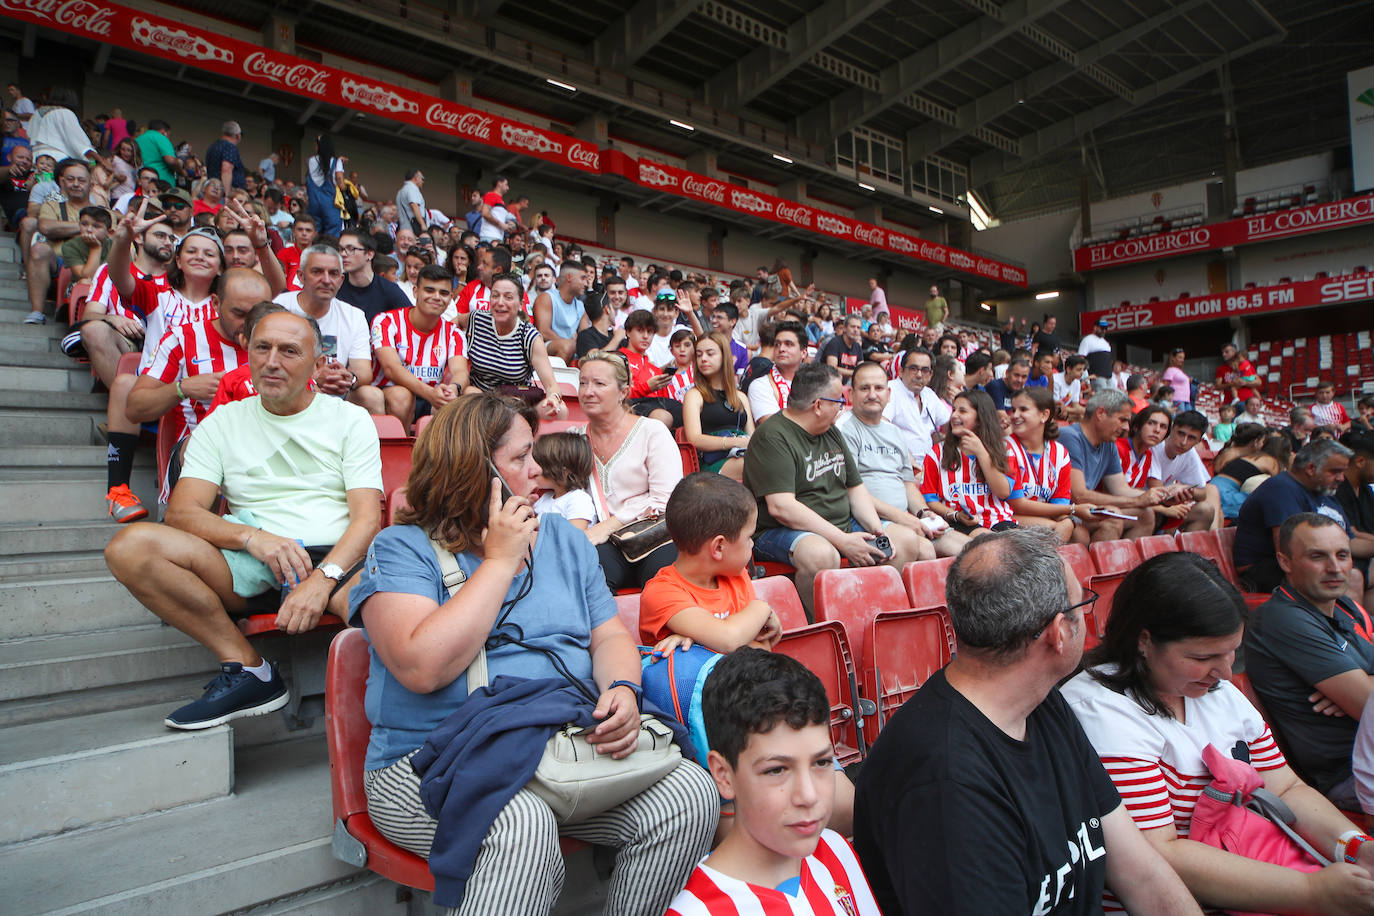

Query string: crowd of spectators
[9,84,1374,915]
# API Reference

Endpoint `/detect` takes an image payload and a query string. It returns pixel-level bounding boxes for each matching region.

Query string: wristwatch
[318,562,345,583]
[609,679,643,711]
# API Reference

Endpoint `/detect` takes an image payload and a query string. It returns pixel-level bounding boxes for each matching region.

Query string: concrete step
[0,519,119,556]
[0,346,82,370]
[0,624,213,704]
[0,572,153,639]
[0,701,233,844]
[0,410,99,445]
[0,469,157,524]
[0,671,207,730]
[0,741,356,916]
[0,445,155,469]
[0,548,109,578]
[0,364,92,392]
[0,389,106,412]
[2,322,67,352]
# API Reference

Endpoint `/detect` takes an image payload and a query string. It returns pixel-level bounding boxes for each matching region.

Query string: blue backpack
[640,645,721,767]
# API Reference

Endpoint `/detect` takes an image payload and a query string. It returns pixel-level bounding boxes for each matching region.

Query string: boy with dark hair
[639,472,780,652]
[708,300,749,374]
[1312,380,1352,433]
[621,307,680,427]
[667,648,879,915]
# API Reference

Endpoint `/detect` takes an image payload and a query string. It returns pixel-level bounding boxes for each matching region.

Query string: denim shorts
[753,517,894,563]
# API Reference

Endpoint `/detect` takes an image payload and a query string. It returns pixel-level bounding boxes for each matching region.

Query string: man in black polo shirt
[820,314,864,383]
[1233,439,1362,595]
[1032,314,1063,357]
[1245,513,1374,807]
[1337,431,1374,600]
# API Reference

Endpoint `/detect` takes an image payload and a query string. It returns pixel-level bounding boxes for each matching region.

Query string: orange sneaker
[105,484,149,523]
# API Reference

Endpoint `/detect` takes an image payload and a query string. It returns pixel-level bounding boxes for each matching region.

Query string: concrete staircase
[0,236,610,915]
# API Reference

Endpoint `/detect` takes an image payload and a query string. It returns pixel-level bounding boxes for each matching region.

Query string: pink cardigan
[590,417,683,523]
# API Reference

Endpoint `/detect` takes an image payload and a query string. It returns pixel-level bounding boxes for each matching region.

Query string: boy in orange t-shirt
[639,473,781,653]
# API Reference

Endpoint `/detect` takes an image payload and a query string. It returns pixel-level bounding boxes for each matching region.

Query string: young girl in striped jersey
[663,328,697,402]
[1007,386,1096,543]
[920,389,1023,535]
[1118,405,1171,490]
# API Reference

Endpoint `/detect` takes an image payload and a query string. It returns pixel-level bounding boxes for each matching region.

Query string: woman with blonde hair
[577,350,683,590]
[681,331,754,480]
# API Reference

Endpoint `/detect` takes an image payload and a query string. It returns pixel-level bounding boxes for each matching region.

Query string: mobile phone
[487,458,514,502]
[872,534,893,558]
[662,365,679,376]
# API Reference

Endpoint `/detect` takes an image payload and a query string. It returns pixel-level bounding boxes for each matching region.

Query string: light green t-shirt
[181,394,382,545]
[135,130,177,185]
[925,295,948,324]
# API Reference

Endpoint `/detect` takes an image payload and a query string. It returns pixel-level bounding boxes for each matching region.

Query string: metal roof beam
[969,32,1285,186]
[907,0,1208,160]
[703,0,889,110]
[593,0,705,71]
[793,0,1074,145]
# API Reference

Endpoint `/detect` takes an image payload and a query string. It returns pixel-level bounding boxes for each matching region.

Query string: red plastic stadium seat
[155,412,178,502]
[371,415,408,439]
[615,592,640,639]
[901,557,955,611]
[1230,671,1265,717]
[1058,543,1094,589]
[678,442,699,475]
[238,612,345,637]
[752,575,809,630]
[325,629,583,891]
[862,608,955,737]
[536,418,583,438]
[774,622,864,765]
[1136,534,1179,560]
[116,351,141,377]
[377,440,413,510]
[1178,530,1239,586]
[414,414,433,439]
[386,488,409,527]
[67,280,92,326]
[814,566,909,673]
[54,267,72,322]
[1086,540,1141,639]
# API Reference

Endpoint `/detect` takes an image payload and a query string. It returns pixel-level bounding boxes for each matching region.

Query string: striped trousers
[364,751,717,916]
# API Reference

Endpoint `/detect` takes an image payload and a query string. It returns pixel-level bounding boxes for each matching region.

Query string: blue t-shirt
[1057,423,1122,491]
[204,138,245,189]
[984,378,1016,411]
[1233,471,1350,568]
[349,516,617,770]
[1025,374,1051,389]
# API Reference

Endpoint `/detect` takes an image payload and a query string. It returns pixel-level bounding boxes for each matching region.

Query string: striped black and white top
[467,309,538,391]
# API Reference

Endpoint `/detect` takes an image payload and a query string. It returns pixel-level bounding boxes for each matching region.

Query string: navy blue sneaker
[164,662,289,730]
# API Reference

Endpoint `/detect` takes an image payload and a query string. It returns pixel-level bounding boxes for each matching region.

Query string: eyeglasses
[339,245,367,254]
[1032,588,1099,639]
[815,396,846,407]
[904,365,933,375]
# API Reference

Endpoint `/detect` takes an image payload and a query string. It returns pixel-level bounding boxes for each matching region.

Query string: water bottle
[281,539,307,601]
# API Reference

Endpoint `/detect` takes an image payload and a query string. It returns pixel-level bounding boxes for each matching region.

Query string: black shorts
[629,396,683,427]
[947,516,1019,536]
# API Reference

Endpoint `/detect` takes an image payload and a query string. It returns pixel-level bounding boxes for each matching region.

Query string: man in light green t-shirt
[924,283,949,330]
[105,311,382,731]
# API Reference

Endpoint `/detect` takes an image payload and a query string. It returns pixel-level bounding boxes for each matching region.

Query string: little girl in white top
[531,431,599,531]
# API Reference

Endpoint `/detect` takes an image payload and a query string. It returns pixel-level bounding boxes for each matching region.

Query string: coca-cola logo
[243,51,328,96]
[948,251,975,269]
[639,164,678,189]
[682,176,725,203]
[916,241,947,264]
[566,142,599,170]
[730,190,772,216]
[340,78,419,114]
[131,17,233,63]
[1,0,113,36]
[501,123,562,156]
[776,202,812,227]
[424,104,493,141]
[815,214,851,236]
[976,259,1000,278]
[853,225,885,246]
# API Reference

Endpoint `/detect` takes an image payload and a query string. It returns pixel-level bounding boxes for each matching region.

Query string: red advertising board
[1074,194,1374,272]
[1079,271,1374,335]
[3,0,1027,287]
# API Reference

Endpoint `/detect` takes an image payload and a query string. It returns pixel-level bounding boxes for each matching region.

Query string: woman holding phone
[920,389,1021,536]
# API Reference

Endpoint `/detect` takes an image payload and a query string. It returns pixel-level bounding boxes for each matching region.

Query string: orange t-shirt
[638,565,757,645]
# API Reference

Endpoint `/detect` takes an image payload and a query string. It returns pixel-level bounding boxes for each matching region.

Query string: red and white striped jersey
[921,442,1024,528]
[1116,438,1154,489]
[132,277,218,371]
[88,262,170,324]
[1006,435,1072,504]
[1312,401,1350,427]
[1061,674,1285,914]
[452,279,529,317]
[369,307,466,389]
[143,317,247,445]
[665,365,696,402]
[667,830,880,916]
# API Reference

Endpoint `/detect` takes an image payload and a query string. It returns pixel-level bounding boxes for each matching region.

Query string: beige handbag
[429,539,680,824]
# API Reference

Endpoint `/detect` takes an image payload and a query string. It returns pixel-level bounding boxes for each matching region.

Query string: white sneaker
[23,311,46,325]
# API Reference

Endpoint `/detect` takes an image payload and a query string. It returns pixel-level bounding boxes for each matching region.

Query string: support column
[777,178,807,202]
[854,204,882,225]
[595,195,618,249]
[798,247,817,287]
[707,222,728,272]
[270,113,305,185]
[574,113,609,146]
[686,150,718,177]
[439,71,475,104]
[262,14,296,54]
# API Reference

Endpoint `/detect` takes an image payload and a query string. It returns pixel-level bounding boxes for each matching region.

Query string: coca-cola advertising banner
[7,0,1026,286]
[1079,270,1374,335]
[1074,194,1374,272]
[2,0,603,174]
[635,158,1027,287]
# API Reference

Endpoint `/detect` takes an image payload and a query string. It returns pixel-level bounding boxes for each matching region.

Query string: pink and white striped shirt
[368,307,465,389]
[921,441,1024,528]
